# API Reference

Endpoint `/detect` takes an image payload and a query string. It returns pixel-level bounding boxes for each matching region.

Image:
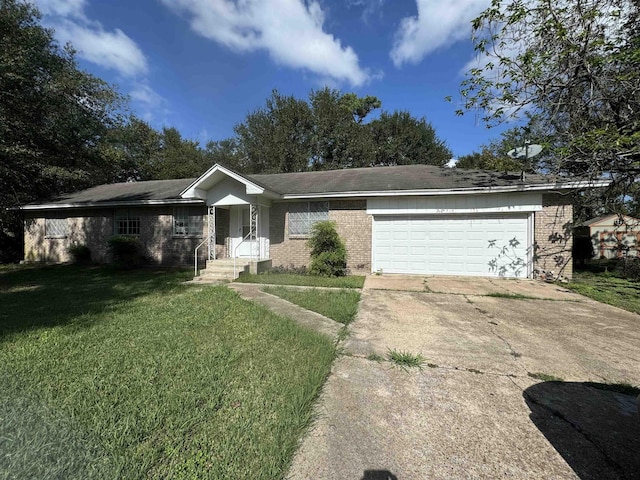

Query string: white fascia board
[180,163,269,198]
[19,198,205,211]
[279,180,611,200]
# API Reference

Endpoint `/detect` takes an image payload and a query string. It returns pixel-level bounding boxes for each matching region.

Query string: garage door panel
[373,214,529,277]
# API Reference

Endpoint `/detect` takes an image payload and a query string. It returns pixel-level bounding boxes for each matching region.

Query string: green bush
[616,257,640,281]
[307,221,347,277]
[107,236,145,267]
[66,244,91,264]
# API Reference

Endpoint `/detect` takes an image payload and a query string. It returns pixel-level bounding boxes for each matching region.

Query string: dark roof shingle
[247,164,552,195]
[30,164,569,207]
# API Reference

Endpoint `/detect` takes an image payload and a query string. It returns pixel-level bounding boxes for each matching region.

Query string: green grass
[262,286,361,325]
[485,292,538,300]
[387,349,426,371]
[567,271,640,315]
[528,372,565,382]
[0,265,335,479]
[236,273,365,289]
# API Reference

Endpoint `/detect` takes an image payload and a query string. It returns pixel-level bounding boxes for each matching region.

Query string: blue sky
[32,0,511,159]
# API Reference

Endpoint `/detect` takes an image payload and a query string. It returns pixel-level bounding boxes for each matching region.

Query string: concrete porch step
[205,259,251,269]
[194,258,271,282]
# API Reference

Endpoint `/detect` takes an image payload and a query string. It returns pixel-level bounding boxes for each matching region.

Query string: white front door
[232,206,259,258]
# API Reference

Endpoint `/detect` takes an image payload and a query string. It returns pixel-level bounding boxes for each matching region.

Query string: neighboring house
[21,164,607,279]
[575,214,640,259]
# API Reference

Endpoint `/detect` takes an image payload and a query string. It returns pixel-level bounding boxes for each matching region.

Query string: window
[173,207,203,237]
[45,218,68,238]
[115,209,140,235]
[288,201,329,237]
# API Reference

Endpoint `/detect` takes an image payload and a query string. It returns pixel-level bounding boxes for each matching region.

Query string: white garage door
[372,214,530,277]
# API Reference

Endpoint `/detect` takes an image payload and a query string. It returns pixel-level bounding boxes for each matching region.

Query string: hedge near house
[307,221,347,277]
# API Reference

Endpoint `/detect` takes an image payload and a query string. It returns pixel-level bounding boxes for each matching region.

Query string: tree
[370,111,452,166]
[0,0,124,262]
[457,0,639,208]
[234,90,313,174]
[456,125,540,171]
[100,115,162,182]
[153,127,209,180]
[308,87,379,170]
[203,138,246,172]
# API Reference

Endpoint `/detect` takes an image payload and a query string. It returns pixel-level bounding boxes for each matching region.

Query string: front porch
[194,204,271,281]
[180,164,277,280]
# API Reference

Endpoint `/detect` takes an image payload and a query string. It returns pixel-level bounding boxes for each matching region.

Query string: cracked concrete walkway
[227,283,343,339]
[288,275,640,480]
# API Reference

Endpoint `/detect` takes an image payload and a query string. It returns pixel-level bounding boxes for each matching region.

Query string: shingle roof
[247,164,554,194]
[27,164,577,208]
[39,178,196,205]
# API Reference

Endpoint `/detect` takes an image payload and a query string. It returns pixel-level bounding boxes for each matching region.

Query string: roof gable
[180,164,273,200]
[582,214,640,227]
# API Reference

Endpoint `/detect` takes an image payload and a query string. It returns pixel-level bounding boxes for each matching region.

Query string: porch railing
[194,237,208,277]
[233,232,257,278]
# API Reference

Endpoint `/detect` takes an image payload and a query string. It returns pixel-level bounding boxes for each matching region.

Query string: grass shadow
[524,381,640,479]
[0,264,191,341]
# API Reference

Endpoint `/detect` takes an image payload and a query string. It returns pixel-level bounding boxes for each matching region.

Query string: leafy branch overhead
[457,0,639,191]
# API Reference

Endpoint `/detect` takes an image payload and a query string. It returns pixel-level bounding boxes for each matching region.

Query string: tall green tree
[370,111,451,166]
[204,138,246,172]
[457,0,639,210]
[100,115,162,182]
[309,87,379,170]
[456,125,543,171]
[153,127,209,180]
[0,0,124,261]
[234,90,313,173]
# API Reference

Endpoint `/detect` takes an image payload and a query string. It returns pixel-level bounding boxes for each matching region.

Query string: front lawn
[567,271,640,315]
[236,272,365,289]
[0,265,335,479]
[263,286,361,325]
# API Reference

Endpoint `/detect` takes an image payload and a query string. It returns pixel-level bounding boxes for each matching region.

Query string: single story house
[21,164,606,279]
[575,214,640,259]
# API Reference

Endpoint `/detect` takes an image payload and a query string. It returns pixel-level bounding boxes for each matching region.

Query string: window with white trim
[288,201,329,237]
[115,209,140,235]
[173,207,203,237]
[45,218,68,238]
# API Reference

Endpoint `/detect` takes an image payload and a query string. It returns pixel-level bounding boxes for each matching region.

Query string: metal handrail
[233,232,256,278]
[194,237,209,277]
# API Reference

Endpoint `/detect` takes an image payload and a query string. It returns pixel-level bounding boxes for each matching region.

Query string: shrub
[66,244,91,264]
[616,257,640,281]
[107,236,145,267]
[267,264,308,275]
[307,221,347,277]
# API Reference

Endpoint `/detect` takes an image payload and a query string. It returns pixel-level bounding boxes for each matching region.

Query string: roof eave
[279,180,610,200]
[17,198,205,211]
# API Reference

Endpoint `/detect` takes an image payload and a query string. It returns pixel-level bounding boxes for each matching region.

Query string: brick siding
[24,205,209,265]
[268,199,372,273]
[534,193,574,278]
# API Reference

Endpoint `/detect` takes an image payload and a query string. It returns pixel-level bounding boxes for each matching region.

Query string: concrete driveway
[288,275,640,480]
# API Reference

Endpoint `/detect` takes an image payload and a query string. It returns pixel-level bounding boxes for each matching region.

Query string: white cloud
[130,83,170,123]
[162,0,371,86]
[32,0,148,78]
[55,20,148,77]
[347,0,386,23]
[391,0,490,67]
[32,0,87,19]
